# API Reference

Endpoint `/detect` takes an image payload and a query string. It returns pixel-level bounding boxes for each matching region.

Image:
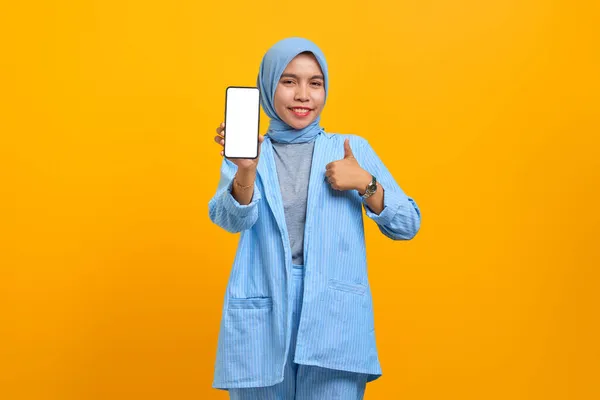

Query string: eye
[281,79,294,84]
[311,81,323,87]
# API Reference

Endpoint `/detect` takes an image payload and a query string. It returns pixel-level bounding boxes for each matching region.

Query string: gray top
[271,140,315,266]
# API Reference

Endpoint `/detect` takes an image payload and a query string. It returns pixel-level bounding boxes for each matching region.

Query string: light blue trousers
[229,264,369,400]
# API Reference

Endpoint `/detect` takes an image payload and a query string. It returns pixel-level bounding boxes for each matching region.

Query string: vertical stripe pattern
[228,264,369,399]
[209,131,421,389]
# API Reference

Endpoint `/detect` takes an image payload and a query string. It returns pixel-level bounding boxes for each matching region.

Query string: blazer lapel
[256,138,290,250]
[302,132,332,268]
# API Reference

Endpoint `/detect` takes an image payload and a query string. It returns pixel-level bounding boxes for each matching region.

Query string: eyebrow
[280,73,324,80]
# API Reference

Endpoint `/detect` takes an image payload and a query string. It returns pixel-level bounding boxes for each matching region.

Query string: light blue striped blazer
[208,131,421,389]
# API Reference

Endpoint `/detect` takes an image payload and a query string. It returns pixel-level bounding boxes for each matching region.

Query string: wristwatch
[360,175,377,199]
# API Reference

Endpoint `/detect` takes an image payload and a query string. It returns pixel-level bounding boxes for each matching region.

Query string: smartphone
[224,86,260,159]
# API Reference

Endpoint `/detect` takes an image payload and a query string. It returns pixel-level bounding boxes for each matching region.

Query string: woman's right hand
[214,122,265,171]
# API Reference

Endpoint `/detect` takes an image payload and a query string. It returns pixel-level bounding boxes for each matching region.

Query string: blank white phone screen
[224,87,259,159]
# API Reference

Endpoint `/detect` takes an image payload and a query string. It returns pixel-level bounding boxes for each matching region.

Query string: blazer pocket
[328,278,367,295]
[228,296,273,310]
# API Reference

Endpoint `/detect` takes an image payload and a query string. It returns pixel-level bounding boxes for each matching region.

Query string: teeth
[292,108,309,113]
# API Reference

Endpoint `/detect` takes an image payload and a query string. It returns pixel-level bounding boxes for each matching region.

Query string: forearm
[360,182,384,214]
[231,166,257,206]
[356,170,384,215]
[360,179,421,240]
[356,139,421,240]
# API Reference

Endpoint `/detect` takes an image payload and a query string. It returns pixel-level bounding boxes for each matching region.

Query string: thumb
[344,138,354,159]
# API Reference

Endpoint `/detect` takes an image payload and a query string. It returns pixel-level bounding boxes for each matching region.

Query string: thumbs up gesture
[325,138,372,192]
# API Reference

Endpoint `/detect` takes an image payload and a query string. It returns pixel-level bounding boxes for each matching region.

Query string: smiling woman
[209,37,421,400]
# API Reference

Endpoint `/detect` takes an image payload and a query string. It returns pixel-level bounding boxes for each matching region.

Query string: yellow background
[1,0,599,399]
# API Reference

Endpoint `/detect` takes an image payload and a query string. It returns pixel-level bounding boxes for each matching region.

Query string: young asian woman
[209,37,421,400]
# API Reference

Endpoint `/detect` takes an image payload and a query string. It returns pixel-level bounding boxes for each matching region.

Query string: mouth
[288,107,312,117]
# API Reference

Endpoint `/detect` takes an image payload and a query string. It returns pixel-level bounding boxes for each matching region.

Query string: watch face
[363,176,377,196]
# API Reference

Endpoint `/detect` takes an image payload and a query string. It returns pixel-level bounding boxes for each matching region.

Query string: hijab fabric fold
[257,37,329,144]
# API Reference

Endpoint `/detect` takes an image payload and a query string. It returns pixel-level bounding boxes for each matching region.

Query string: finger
[326,162,334,170]
[216,122,225,134]
[220,150,224,156]
[344,138,354,159]
[214,135,224,146]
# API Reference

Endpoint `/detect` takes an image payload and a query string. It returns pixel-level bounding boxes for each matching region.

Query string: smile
[289,107,312,117]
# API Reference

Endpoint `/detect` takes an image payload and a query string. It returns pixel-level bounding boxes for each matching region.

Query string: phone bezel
[223,86,260,159]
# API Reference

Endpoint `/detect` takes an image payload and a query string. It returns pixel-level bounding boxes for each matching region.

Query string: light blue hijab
[257,37,329,144]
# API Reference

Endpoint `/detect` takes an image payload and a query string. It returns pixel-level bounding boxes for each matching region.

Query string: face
[273,52,326,129]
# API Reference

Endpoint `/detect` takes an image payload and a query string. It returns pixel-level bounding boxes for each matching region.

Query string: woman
[209,37,421,400]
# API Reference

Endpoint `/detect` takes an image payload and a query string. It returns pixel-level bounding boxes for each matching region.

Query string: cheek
[274,87,291,109]
[273,90,293,122]
[273,93,283,110]
[314,90,326,109]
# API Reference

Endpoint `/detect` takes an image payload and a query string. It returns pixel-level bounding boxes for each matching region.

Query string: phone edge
[223,86,260,160]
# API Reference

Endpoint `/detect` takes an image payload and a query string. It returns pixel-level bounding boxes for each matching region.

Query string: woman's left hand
[325,139,372,192]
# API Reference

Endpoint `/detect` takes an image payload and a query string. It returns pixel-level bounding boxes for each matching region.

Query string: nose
[294,85,309,102]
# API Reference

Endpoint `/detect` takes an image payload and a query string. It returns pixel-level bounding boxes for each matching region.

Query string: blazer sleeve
[359,139,421,240]
[208,158,262,233]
